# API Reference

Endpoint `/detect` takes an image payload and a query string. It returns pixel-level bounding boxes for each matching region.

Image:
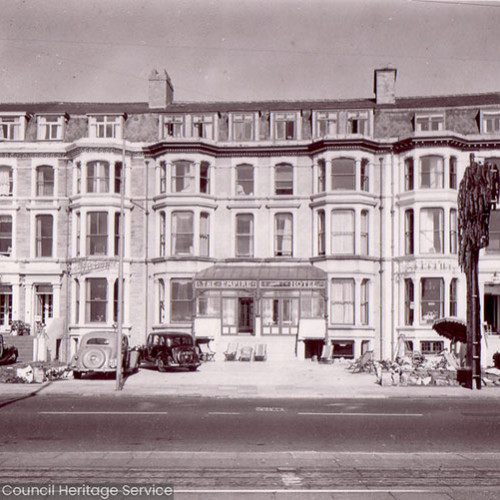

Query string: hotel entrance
[238,297,254,334]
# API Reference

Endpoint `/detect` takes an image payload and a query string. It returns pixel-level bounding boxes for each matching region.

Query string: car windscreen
[86,338,111,345]
[168,336,193,347]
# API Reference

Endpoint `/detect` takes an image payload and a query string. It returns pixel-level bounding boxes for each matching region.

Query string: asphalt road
[1,394,500,453]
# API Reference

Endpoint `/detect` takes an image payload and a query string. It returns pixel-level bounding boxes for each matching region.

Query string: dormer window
[315,111,338,138]
[0,114,27,141]
[481,111,500,134]
[192,115,214,139]
[162,115,184,138]
[37,115,65,140]
[347,111,368,135]
[274,112,296,140]
[415,114,444,132]
[89,115,124,139]
[232,113,254,141]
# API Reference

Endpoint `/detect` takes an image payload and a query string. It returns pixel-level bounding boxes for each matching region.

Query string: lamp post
[457,154,499,389]
[116,140,126,391]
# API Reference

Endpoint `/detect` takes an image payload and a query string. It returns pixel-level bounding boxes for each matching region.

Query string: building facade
[1,68,500,362]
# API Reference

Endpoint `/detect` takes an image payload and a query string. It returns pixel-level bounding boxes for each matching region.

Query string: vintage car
[139,332,200,372]
[70,331,131,379]
[0,334,18,365]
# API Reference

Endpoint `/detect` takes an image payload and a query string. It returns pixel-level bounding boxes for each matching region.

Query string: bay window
[87,212,108,255]
[171,211,194,255]
[86,278,107,323]
[171,279,193,322]
[172,160,194,193]
[331,158,355,190]
[421,278,444,324]
[87,161,110,193]
[420,156,444,189]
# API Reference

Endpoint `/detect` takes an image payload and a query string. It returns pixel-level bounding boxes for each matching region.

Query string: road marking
[256,407,285,412]
[280,471,303,487]
[207,411,241,415]
[298,412,423,417]
[38,411,169,415]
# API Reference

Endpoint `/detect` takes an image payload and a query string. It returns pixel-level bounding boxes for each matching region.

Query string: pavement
[0,358,498,398]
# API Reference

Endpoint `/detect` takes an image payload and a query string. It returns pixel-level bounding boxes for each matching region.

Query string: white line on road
[38,411,169,415]
[297,412,423,417]
[207,411,241,415]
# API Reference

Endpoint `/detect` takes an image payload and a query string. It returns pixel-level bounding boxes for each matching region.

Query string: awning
[432,317,467,344]
[485,284,500,295]
[194,265,327,291]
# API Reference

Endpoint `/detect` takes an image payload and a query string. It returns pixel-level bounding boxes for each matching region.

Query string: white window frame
[37,114,65,140]
[274,112,297,140]
[415,113,444,132]
[346,111,369,135]
[162,114,185,138]
[192,114,214,139]
[0,113,28,141]
[88,114,124,139]
[231,113,254,141]
[481,110,500,134]
[315,111,338,138]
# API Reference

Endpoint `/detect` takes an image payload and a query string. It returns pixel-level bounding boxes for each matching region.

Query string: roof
[195,265,327,281]
[1,91,500,115]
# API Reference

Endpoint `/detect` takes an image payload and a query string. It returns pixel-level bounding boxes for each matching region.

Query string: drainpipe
[379,156,385,360]
[144,160,150,344]
[390,152,396,360]
[63,159,71,362]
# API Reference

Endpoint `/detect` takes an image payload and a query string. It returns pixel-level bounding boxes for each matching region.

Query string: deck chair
[254,343,267,361]
[224,343,239,361]
[319,344,334,364]
[239,345,253,361]
[199,343,215,361]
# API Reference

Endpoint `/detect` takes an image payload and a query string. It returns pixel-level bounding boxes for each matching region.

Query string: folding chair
[199,343,216,361]
[319,344,334,364]
[239,345,253,361]
[254,343,267,361]
[224,343,239,361]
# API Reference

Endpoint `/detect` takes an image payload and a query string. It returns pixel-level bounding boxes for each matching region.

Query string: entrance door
[238,297,254,334]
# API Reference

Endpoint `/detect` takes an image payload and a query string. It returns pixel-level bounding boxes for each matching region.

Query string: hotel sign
[260,280,325,289]
[195,279,325,289]
[195,280,258,289]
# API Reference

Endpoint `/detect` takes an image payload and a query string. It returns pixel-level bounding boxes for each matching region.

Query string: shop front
[193,265,327,360]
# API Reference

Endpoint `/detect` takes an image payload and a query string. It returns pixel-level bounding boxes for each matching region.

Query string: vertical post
[116,141,126,391]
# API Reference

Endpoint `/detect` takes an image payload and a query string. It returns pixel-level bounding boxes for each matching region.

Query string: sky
[1,0,500,104]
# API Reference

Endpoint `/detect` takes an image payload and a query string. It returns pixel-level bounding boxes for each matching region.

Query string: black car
[139,332,200,372]
[0,334,18,365]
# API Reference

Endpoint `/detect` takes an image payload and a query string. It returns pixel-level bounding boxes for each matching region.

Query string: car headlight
[109,358,117,368]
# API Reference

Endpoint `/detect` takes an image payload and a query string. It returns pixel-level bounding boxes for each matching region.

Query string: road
[1,394,500,498]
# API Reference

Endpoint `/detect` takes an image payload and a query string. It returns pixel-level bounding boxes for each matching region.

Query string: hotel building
[1,68,500,363]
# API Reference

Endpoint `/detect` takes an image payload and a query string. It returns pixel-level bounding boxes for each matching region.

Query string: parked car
[70,331,131,379]
[139,332,200,372]
[0,334,18,365]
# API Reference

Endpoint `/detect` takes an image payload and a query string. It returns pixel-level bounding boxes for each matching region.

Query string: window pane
[172,161,194,193]
[37,166,55,196]
[275,164,293,195]
[36,215,53,257]
[86,278,107,322]
[331,159,355,190]
[331,279,354,325]
[275,213,293,256]
[421,278,443,324]
[486,210,500,254]
[420,156,444,188]
[236,164,254,195]
[172,212,193,255]
[236,214,253,257]
[171,279,193,322]
[420,208,443,254]
[332,210,354,254]
[0,215,12,255]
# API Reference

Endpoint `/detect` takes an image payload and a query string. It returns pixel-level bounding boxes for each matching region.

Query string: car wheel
[73,371,82,379]
[82,348,106,369]
[156,355,168,372]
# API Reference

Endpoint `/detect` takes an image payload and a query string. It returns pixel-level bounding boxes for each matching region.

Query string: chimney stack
[374,68,397,105]
[148,69,174,108]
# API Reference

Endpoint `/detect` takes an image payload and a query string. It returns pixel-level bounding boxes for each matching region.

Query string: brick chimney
[374,68,397,105]
[148,69,174,108]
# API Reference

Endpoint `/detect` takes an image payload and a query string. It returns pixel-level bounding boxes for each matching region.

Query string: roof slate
[1,92,500,115]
